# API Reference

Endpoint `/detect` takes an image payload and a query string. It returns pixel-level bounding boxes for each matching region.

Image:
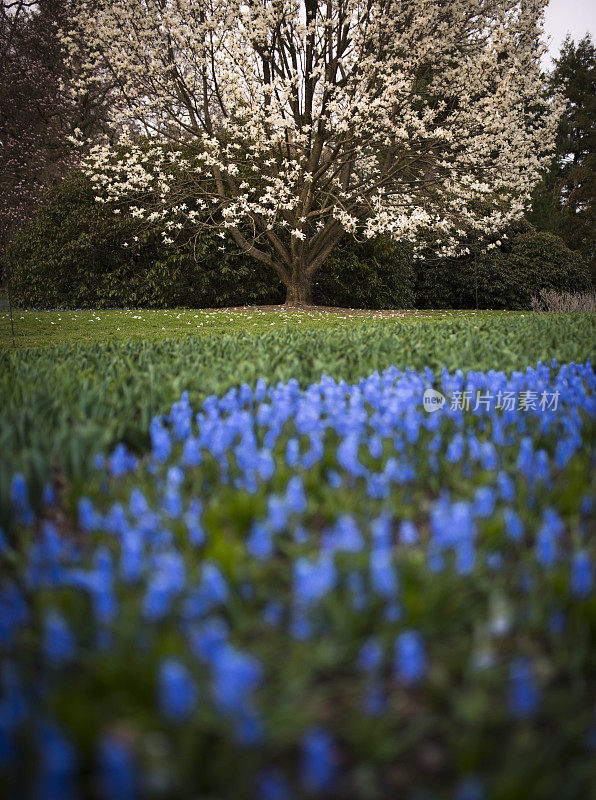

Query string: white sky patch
[542,0,596,65]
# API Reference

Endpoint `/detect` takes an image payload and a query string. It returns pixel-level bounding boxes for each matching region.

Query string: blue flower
[109,443,136,477]
[182,435,202,466]
[371,515,392,549]
[399,520,418,546]
[97,734,138,800]
[286,438,300,468]
[129,488,149,518]
[184,519,205,549]
[394,630,426,684]
[293,555,336,607]
[503,509,524,542]
[150,418,171,462]
[211,645,262,715]
[257,449,275,480]
[143,576,174,621]
[497,472,515,502]
[10,473,33,526]
[570,551,594,598]
[43,612,76,667]
[158,659,198,723]
[247,523,274,560]
[169,391,192,440]
[454,776,485,800]
[300,727,337,793]
[262,601,284,627]
[455,539,476,575]
[327,470,342,489]
[35,721,78,800]
[188,617,229,662]
[199,562,228,607]
[479,441,498,471]
[285,476,307,513]
[362,682,386,716]
[473,487,495,518]
[329,515,364,553]
[536,527,557,568]
[446,434,465,463]
[42,484,57,506]
[337,434,366,477]
[508,657,539,718]
[370,548,398,598]
[161,488,182,519]
[267,497,287,532]
[357,638,383,672]
[78,496,98,533]
[256,768,291,800]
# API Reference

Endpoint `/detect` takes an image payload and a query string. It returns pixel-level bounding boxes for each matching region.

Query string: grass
[1,305,527,349]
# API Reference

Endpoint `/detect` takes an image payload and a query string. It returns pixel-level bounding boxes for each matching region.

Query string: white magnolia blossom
[63,0,562,303]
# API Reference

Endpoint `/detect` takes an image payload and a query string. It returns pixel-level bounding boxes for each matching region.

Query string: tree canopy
[66,0,560,303]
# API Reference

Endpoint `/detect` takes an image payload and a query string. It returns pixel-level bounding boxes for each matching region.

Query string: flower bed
[1,361,595,799]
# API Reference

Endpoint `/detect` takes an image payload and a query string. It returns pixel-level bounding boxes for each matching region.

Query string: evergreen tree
[529,35,596,277]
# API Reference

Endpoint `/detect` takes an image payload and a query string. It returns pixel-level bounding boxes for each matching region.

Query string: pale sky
[543,0,596,64]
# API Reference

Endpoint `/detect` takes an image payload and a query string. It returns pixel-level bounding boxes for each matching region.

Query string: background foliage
[414,228,592,310]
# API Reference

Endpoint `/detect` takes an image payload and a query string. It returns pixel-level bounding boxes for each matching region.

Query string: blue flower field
[2,351,595,799]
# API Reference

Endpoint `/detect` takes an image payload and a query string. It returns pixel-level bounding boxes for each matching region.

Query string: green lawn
[1,305,525,349]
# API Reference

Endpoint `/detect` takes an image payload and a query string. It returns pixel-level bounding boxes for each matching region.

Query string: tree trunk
[284,271,313,306]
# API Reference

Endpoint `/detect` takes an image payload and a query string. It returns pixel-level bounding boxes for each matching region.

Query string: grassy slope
[1,312,594,528]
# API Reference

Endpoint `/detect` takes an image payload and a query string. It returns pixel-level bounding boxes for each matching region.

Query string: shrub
[5,172,283,309]
[314,237,415,309]
[414,229,592,310]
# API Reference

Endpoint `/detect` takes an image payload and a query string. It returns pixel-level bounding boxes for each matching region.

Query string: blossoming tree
[65,0,560,305]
